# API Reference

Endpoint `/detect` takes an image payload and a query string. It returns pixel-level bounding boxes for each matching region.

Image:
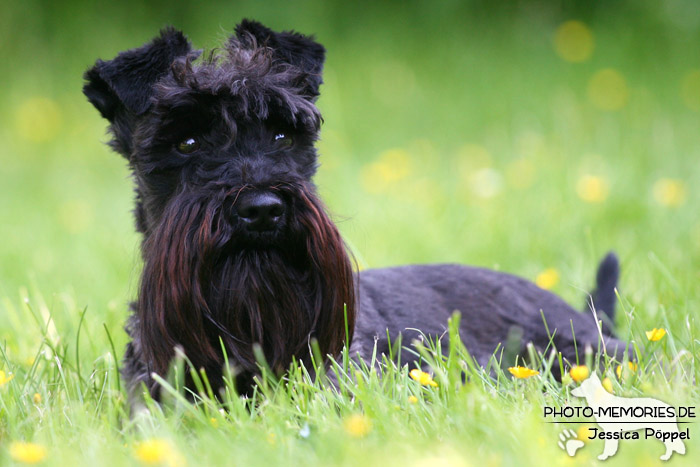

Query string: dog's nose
[236,192,285,231]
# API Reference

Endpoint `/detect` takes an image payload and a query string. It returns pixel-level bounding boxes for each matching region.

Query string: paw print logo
[558,429,585,457]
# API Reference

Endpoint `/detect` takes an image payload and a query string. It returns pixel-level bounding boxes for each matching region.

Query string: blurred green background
[1,0,699,362]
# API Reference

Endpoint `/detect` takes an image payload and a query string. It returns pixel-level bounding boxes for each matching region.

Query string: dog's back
[353,261,626,368]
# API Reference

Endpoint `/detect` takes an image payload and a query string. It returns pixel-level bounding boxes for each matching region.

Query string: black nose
[235,192,285,231]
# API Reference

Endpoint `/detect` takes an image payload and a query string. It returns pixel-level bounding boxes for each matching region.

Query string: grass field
[1,0,699,465]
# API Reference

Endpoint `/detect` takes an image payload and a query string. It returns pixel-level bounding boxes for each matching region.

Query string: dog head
[84,20,325,239]
[84,20,354,394]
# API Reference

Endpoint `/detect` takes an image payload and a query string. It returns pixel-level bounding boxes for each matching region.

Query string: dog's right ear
[234,19,325,100]
[83,27,192,122]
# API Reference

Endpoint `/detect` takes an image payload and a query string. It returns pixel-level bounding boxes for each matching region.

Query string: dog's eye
[176,137,200,154]
[273,133,293,149]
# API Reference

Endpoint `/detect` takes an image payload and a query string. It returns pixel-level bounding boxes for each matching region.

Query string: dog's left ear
[234,19,326,99]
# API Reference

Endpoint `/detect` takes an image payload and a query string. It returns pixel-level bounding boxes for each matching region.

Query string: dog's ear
[83,27,192,121]
[234,19,326,99]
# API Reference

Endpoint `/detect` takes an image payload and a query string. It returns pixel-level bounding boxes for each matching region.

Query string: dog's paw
[557,429,585,457]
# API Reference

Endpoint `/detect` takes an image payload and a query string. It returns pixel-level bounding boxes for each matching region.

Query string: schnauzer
[83,20,627,403]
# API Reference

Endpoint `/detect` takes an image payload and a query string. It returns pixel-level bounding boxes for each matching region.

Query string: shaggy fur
[84,20,627,403]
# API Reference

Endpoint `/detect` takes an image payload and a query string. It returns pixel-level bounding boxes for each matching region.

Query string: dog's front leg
[598,436,619,460]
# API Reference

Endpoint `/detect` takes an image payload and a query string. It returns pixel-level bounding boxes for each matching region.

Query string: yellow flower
[588,69,629,111]
[576,175,609,203]
[134,439,169,464]
[508,366,540,379]
[652,179,687,207]
[409,369,438,387]
[209,417,218,428]
[360,148,413,194]
[646,328,667,342]
[616,362,638,379]
[343,414,372,438]
[554,21,594,63]
[9,441,47,464]
[602,377,614,394]
[569,365,590,383]
[0,370,15,387]
[134,439,183,466]
[407,395,418,404]
[32,393,41,404]
[577,425,594,444]
[535,268,559,290]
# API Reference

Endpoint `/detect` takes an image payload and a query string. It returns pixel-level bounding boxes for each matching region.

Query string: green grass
[1,0,699,465]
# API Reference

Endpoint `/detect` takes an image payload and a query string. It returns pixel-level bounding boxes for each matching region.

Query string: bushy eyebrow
[151,43,323,130]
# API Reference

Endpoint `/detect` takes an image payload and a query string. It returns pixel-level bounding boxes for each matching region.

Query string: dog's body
[354,262,621,370]
[84,20,627,403]
[571,374,686,460]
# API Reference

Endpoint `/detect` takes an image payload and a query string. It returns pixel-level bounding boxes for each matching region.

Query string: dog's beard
[136,183,355,393]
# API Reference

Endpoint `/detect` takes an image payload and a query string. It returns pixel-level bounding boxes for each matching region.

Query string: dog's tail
[586,251,620,333]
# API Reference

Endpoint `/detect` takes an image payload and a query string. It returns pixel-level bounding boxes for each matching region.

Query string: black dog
[84,20,627,403]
